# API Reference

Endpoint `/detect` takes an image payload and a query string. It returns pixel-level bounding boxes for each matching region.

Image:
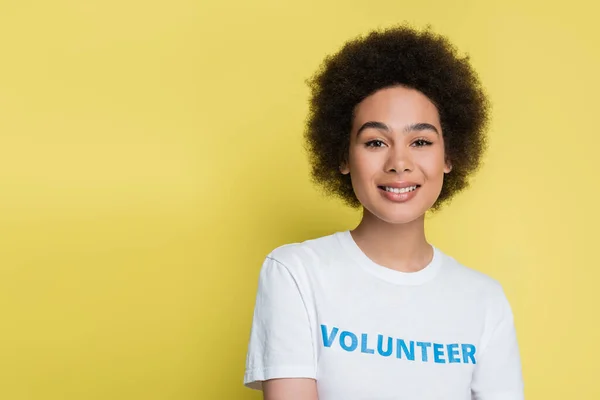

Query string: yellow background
[1,0,598,399]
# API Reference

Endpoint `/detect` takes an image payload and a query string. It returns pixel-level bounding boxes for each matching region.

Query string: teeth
[385,185,417,194]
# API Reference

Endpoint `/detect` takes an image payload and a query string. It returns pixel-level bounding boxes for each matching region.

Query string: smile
[381,185,419,194]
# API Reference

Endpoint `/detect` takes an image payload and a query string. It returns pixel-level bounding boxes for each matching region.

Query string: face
[340,85,451,224]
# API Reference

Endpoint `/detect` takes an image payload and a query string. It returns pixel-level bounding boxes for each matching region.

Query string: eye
[365,139,386,148]
[412,139,433,147]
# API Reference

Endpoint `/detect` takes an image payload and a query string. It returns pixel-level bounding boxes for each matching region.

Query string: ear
[339,162,350,175]
[444,158,452,174]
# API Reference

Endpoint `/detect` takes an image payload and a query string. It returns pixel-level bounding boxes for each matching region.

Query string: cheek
[417,153,447,178]
[350,150,380,175]
[348,151,382,196]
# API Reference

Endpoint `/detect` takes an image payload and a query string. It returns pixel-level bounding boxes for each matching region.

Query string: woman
[244,25,524,400]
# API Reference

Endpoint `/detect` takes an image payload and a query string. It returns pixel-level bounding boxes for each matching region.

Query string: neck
[350,208,432,273]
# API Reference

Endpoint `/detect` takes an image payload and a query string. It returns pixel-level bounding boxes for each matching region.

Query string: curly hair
[304,24,490,212]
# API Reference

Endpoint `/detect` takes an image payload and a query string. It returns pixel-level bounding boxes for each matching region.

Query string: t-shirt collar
[336,230,443,285]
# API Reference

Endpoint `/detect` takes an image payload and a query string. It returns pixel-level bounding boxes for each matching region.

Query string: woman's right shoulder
[263,231,342,274]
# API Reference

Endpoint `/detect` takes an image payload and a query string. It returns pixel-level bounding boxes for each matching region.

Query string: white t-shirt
[244,231,524,400]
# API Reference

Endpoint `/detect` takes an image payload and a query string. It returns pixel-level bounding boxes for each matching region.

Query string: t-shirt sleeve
[471,289,525,400]
[244,255,316,390]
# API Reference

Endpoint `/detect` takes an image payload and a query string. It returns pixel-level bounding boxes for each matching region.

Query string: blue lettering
[340,331,358,352]
[320,324,475,365]
[396,339,415,361]
[433,343,446,363]
[320,325,338,348]
[361,334,375,354]
[447,344,460,363]
[377,335,393,357]
[416,342,432,362]
[462,344,477,364]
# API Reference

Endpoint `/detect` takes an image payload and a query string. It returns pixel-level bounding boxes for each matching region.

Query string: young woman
[244,25,524,400]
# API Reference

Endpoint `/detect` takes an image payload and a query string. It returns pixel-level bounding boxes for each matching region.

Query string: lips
[377,182,421,202]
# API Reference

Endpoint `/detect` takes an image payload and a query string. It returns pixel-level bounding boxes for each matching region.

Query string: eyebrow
[356,121,440,136]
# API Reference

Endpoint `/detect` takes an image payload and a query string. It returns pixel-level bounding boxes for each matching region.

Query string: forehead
[353,86,440,128]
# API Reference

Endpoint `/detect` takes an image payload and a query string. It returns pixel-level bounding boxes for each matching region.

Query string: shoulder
[254,232,341,294]
[263,232,341,274]
[438,249,508,303]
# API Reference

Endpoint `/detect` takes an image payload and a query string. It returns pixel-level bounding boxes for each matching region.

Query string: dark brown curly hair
[304,24,490,212]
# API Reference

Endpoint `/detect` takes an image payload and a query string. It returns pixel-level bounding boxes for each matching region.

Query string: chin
[375,211,426,225]
[363,203,430,225]
[356,187,441,225]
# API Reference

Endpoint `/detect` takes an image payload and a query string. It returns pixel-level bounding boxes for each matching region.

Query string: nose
[384,145,413,173]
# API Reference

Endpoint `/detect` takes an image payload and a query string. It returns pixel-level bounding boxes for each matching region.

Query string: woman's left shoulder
[437,249,507,299]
